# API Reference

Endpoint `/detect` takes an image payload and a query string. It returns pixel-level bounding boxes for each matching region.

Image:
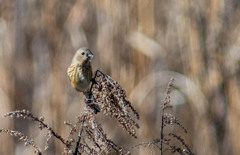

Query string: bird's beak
[87,53,94,62]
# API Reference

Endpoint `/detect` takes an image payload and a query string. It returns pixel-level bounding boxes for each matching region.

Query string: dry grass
[1,76,192,154]
[0,0,240,154]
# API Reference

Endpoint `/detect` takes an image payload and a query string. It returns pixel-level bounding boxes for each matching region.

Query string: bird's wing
[67,64,80,84]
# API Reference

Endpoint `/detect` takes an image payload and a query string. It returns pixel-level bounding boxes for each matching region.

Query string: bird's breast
[67,63,92,92]
[77,66,91,90]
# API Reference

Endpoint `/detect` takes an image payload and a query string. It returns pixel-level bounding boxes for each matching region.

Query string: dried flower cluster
[0,129,42,155]
[131,78,194,155]
[88,70,139,138]
[159,78,193,155]
[72,107,128,154]
[163,113,187,133]
[3,110,71,151]
[168,133,193,154]
[63,106,130,154]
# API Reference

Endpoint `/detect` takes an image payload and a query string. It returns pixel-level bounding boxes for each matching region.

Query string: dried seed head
[89,71,140,138]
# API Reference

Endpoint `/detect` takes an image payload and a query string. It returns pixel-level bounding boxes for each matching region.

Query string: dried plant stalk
[130,78,194,155]
[70,106,129,155]
[88,70,139,138]
[0,129,42,155]
[3,110,71,150]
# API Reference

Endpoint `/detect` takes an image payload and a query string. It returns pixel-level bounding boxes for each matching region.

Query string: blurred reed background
[0,0,240,154]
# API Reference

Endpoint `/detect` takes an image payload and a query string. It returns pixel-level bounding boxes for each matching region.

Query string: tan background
[0,0,240,154]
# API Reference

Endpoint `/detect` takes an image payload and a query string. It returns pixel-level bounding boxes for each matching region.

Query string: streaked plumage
[67,47,93,94]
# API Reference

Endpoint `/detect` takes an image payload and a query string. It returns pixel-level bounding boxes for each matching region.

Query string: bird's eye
[81,52,85,55]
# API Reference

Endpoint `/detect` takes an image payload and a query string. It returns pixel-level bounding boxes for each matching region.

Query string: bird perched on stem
[68,47,100,113]
[67,47,94,96]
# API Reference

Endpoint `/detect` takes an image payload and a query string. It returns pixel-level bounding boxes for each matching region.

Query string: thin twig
[74,117,85,155]
[3,110,68,147]
[160,113,164,155]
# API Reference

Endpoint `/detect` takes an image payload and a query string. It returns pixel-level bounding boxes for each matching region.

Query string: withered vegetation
[1,72,192,154]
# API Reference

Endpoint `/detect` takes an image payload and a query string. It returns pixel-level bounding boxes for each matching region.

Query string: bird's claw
[88,103,100,114]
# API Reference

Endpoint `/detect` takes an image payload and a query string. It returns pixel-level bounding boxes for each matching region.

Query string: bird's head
[72,47,94,65]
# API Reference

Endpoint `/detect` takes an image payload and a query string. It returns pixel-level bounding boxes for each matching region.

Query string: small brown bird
[67,47,94,95]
